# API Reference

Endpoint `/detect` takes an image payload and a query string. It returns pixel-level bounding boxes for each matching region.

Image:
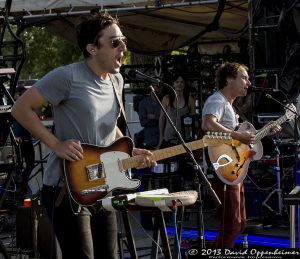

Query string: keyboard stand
[120,206,172,259]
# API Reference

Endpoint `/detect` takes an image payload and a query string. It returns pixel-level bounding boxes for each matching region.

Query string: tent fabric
[0,0,148,12]
[0,0,248,54]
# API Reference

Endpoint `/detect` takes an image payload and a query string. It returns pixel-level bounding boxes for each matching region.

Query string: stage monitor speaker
[16,205,60,259]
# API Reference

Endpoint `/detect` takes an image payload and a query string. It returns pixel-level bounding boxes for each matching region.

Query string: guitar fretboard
[121,134,232,170]
[122,139,205,170]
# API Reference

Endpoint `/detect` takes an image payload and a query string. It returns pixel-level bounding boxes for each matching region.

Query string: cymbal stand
[262,139,283,216]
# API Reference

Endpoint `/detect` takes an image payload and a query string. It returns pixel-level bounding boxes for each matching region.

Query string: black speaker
[16,206,38,252]
[16,205,60,259]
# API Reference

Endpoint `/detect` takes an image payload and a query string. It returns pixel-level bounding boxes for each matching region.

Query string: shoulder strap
[233,103,248,123]
[108,74,132,138]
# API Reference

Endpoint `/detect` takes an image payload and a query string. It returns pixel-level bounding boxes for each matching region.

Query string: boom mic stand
[147,80,221,251]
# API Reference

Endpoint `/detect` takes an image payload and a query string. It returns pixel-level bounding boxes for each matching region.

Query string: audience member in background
[12,86,35,196]
[138,79,163,150]
[158,73,195,189]
[158,73,195,147]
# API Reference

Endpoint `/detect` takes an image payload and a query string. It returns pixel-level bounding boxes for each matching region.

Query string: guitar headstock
[203,132,232,147]
[284,103,297,121]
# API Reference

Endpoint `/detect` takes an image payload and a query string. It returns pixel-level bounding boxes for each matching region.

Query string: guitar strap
[233,103,248,124]
[109,73,132,139]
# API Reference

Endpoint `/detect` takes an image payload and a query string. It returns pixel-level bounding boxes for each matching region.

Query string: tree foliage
[19,26,82,80]
[18,26,131,80]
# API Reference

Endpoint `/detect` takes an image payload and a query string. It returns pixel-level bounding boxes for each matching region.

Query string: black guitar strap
[233,103,248,125]
[109,74,132,139]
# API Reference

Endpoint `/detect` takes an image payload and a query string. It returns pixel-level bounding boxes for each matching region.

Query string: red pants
[210,178,247,248]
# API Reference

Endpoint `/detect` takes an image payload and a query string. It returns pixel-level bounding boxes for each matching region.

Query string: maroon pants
[210,178,247,248]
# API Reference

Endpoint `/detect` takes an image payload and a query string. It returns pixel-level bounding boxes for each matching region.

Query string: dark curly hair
[215,62,248,89]
[76,11,119,58]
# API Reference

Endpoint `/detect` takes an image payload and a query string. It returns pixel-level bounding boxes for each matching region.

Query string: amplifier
[255,113,283,124]
[16,205,60,258]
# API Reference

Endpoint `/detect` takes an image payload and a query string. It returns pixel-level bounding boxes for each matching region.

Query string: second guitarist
[201,62,281,249]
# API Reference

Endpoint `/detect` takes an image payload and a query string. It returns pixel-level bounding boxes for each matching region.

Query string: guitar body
[64,137,140,206]
[208,122,263,185]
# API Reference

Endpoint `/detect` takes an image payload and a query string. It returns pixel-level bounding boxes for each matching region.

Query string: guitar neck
[122,139,205,170]
[255,113,288,142]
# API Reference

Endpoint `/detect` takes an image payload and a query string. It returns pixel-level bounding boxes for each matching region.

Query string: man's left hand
[269,123,282,135]
[132,148,157,168]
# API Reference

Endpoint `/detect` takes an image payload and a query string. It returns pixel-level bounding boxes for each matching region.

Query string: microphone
[128,70,160,84]
[249,87,279,92]
[265,93,298,116]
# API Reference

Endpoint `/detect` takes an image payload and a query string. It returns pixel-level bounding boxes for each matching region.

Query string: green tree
[19,26,131,80]
[20,26,82,79]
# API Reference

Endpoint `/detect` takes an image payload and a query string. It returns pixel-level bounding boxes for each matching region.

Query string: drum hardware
[262,139,284,216]
[273,138,300,147]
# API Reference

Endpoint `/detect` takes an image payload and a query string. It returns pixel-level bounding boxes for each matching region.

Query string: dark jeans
[42,185,118,259]
[210,178,247,249]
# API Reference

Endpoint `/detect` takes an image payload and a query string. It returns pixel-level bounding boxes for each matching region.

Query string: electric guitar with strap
[208,104,295,185]
[63,134,232,206]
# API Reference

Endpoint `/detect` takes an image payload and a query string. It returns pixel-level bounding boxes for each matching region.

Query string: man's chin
[111,67,120,74]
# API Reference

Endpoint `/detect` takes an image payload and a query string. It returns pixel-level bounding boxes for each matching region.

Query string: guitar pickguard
[100,151,140,191]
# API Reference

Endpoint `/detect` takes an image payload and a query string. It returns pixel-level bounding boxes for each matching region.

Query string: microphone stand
[148,83,221,250]
[267,93,300,246]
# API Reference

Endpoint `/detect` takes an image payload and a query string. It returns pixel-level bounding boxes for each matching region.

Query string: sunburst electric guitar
[63,134,232,206]
[208,104,295,185]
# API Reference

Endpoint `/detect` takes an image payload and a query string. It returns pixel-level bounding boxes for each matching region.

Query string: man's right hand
[231,131,255,145]
[53,139,83,161]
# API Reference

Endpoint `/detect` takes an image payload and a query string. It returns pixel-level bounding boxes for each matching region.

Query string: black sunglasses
[111,36,127,48]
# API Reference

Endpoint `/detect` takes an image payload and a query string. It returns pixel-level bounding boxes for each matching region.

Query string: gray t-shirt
[36,60,122,186]
[202,91,238,130]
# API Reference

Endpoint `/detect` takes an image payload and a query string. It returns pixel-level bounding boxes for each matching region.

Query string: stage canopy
[0,0,249,54]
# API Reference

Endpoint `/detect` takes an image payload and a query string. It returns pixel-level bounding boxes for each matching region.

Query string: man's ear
[226,78,233,85]
[86,44,96,55]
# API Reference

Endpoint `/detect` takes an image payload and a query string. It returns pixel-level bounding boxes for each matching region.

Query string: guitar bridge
[81,185,109,196]
[86,163,105,181]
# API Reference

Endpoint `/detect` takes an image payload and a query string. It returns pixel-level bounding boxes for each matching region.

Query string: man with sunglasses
[12,11,155,258]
